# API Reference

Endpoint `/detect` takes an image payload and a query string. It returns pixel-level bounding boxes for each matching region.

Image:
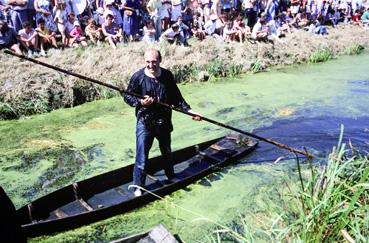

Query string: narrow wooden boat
[110,224,180,243]
[16,134,257,237]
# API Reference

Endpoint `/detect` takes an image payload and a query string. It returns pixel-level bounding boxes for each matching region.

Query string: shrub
[309,47,333,63]
[345,45,365,55]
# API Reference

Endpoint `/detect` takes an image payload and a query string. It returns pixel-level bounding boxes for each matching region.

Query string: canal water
[1,53,369,242]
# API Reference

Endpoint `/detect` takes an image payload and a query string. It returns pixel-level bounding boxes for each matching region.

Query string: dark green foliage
[309,48,333,63]
[171,64,199,83]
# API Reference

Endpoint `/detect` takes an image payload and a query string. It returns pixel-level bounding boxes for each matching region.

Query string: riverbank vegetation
[213,129,369,242]
[1,25,369,120]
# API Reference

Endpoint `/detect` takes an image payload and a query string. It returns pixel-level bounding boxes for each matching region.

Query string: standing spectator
[242,0,257,28]
[142,19,156,42]
[8,0,29,32]
[161,0,171,31]
[18,20,38,56]
[34,0,57,32]
[0,19,22,54]
[35,17,57,55]
[122,0,140,41]
[147,0,163,40]
[171,0,182,22]
[101,13,122,49]
[54,0,68,49]
[94,7,105,26]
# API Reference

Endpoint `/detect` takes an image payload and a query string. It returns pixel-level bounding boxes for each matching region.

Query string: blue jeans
[134,119,174,187]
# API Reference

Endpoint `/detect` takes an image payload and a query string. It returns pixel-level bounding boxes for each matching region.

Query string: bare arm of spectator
[6,0,27,6]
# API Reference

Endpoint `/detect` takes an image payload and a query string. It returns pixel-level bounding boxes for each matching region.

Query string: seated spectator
[275,12,292,35]
[223,20,237,42]
[160,23,188,46]
[251,17,268,41]
[191,23,206,40]
[361,7,369,26]
[142,19,156,43]
[103,0,123,28]
[327,8,342,26]
[308,18,328,35]
[352,9,361,23]
[69,21,88,47]
[204,14,224,41]
[232,16,251,43]
[176,16,191,40]
[0,20,22,55]
[101,14,122,49]
[85,18,102,44]
[65,12,76,35]
[291,12,309,28]
[18,21,38,57]
[35,18,57,56]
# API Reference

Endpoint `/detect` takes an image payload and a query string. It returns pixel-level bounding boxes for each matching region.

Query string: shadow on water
[238,115,369,165]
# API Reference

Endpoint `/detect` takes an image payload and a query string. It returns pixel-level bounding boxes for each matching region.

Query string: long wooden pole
[3,50,313,158]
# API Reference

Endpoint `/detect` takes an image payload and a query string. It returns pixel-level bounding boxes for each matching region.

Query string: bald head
[144,48,162,77]
[144,48,161,62]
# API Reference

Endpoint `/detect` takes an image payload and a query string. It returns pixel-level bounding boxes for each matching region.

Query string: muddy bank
[1,25,368,119]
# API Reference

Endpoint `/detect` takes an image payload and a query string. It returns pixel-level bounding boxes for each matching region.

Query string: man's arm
[6,0,27,6]
[123,72,142,107]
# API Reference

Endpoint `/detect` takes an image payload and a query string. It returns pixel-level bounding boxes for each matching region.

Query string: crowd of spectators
[1,0,369,57]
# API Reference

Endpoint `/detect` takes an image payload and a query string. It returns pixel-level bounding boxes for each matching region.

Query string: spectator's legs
[152,15,162,40]
[10,9,29,32]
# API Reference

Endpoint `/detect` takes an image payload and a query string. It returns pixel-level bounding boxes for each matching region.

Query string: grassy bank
[1,25,369,119]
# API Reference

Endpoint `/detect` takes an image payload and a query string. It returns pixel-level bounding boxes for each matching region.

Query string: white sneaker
[134,189,142,197]
[40,50,46,57]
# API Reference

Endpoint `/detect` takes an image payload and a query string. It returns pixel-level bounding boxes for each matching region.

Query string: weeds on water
[309,47,333,63]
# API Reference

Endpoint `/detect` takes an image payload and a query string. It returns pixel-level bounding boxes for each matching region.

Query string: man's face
[144,51,160,74]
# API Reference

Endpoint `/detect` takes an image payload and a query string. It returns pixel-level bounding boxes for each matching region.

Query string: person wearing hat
[69,20,88,47]
[123,48,201,197]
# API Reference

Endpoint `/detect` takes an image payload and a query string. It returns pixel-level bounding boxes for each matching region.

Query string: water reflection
[240,115,369,165]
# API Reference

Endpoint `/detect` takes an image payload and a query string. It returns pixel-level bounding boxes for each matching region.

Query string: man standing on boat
[123,48,201,197]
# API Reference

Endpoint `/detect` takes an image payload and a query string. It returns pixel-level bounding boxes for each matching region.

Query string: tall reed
[280,126,369,242]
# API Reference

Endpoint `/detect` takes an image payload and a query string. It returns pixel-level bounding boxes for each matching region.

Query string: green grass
[280,128,369,242]
[345,44,365,55]
[309,47,333,63]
